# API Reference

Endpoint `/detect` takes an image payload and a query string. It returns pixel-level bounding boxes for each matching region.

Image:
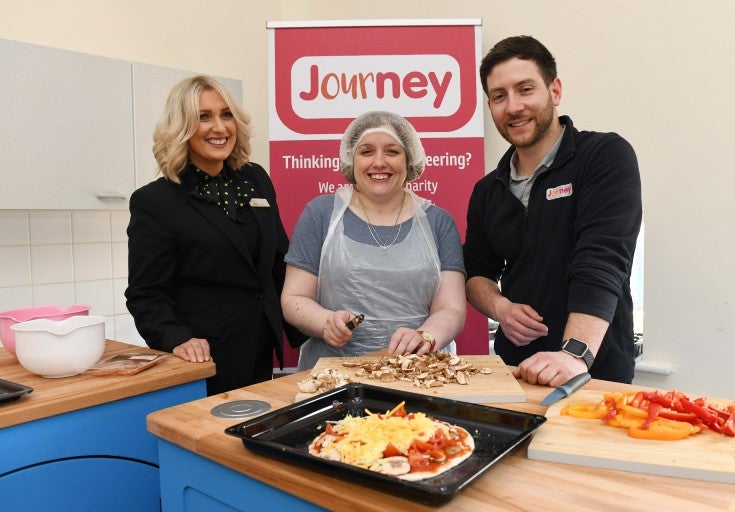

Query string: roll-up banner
[267,19,487,368]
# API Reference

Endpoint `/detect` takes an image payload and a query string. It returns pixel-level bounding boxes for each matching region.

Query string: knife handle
[346,313,364,331]
[561,372,592,394]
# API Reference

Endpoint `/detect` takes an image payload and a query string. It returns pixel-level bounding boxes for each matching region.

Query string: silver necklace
[356,191,406,250]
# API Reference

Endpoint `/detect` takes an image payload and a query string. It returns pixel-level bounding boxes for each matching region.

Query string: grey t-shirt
[285,194,466,276]
[509,125,566,208]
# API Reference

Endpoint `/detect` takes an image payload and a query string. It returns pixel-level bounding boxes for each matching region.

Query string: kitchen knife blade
[540,372,592,406]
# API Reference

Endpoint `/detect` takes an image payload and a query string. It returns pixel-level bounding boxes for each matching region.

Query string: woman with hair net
[282,111,466,370]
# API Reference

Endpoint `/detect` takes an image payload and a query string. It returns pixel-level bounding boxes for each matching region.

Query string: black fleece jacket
[464,116,642,383]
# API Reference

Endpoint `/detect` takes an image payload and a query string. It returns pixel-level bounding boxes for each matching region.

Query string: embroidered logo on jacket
[546,183,573,200]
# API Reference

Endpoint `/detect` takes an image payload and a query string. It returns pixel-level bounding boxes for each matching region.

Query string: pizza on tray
[308,401,475,480]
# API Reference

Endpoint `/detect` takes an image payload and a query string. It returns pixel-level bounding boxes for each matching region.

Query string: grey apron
[297,186,444,371]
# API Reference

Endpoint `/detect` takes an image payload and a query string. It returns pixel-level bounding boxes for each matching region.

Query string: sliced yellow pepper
[561,391,704,440]
[628,418,700,440]
[561,403,608,419]
[606,415,645,429]
[617,403,648,419]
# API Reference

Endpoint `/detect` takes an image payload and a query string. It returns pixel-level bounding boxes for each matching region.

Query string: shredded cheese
[320,412,441,469]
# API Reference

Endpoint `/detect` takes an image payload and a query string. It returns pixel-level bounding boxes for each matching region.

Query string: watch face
[563,338,587,356]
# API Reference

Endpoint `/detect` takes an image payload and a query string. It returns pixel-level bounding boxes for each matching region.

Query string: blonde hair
[152,75,252,183]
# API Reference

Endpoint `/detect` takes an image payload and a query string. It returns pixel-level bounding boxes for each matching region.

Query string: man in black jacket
[464,36,642,386]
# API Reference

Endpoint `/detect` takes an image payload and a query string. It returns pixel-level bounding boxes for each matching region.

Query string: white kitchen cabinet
[0,38,134,209]
[0,38,243,208]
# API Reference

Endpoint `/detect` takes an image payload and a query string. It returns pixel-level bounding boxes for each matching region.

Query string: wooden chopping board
[295,355,526,403]
[527,389,735,484]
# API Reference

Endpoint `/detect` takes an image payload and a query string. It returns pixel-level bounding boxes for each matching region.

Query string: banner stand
[267,19,488,368]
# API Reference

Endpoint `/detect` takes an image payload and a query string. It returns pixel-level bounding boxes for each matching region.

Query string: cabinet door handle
[95,192,127,200]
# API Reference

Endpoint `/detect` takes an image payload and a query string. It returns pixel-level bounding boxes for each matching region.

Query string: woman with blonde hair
[126,75,305,395]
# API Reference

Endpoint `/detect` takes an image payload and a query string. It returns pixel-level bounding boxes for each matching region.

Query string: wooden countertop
[1,340,215,429]
[146,371,735,512]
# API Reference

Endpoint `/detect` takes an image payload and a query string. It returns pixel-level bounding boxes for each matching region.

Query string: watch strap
[562,338,595,370]
[580,349,595,370]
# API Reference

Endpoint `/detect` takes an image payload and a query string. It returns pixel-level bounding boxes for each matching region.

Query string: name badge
[546,183,573,201]
[249,198,270,208]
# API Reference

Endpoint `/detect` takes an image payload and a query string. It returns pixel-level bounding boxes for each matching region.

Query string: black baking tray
[225,383,546,505]
[0,378,33,403]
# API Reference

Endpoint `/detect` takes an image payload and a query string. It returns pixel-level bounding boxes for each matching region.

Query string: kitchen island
[0,340,215,512]
[146,370,734,512]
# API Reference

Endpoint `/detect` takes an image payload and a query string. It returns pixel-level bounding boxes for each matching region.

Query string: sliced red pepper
[564,389,735,439]
[431,428,445,442]
[723,413,735,437]
[713,408,731,421]
[642,391,679,410]
[601,397,619,422]
[629,391,647,409]
[392,405,407,418]
[407,443,431,471]
[657,410,699,424]
[382,443,400,457]
[412,438,435,453]
[696,399,732,421]
[641,402,663,429]
[680,397,723,433]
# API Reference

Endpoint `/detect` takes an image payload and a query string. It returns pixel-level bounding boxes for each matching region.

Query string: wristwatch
[417,330,437,352]
[561,338,595,370]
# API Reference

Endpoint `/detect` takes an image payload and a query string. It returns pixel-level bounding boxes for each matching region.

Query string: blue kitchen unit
[0,340,215,512]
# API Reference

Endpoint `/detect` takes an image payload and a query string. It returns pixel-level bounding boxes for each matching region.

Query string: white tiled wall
[0,209,145,347]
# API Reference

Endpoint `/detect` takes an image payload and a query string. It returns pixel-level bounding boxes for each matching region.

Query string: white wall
[0,210,144,346]
[1,0,733,398]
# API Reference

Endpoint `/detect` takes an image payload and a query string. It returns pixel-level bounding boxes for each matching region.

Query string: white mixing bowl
[11,316,106,378]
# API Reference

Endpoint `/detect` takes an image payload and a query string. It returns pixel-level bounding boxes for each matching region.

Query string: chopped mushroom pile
[297,368,352,394]
[342,352,493,389]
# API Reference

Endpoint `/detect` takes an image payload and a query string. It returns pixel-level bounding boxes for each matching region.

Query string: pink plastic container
[0,305,91,358]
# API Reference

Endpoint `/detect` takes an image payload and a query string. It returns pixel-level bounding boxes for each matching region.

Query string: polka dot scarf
[190,166,256,222]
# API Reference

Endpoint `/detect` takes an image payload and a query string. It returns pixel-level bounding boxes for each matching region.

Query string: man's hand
[496,301,548,346]
[512,350,588,387]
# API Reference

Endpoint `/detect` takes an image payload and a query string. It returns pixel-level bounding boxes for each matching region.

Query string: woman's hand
[173,337,211,362]
[387,327,434,356]
[322,310,355,347]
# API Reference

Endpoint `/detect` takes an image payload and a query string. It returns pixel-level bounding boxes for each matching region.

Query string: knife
[345,313,364,331]
[540,372,591,406]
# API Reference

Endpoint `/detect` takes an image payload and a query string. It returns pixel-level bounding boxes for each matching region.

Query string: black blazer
[125,162,305,393]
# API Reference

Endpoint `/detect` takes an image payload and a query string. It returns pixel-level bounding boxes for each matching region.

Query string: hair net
[339,111,426,183]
